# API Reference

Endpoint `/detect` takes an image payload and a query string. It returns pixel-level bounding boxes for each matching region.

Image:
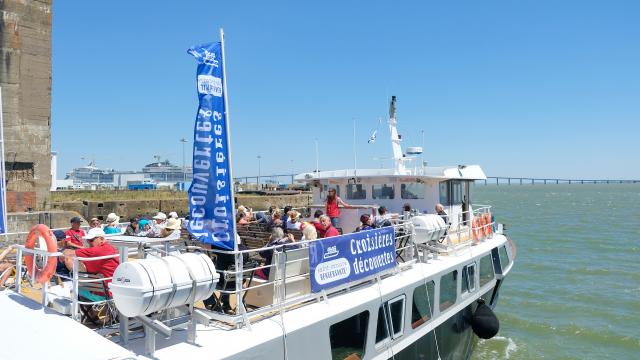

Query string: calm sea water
[470,184,640,360]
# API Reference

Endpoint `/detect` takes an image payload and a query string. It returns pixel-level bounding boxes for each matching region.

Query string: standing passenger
[325,188,349,228]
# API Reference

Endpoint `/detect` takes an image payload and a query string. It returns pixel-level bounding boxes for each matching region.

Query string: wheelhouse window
[479,254,495,287]
[411,281,435,329]
[439,180,470,206]
[440,270,457,311]
[320,185,340,200]
[462,263,476,293]
[330,311,369,360]
[372,183,395,199]
[346,184,367,200]
[401,183,425,199]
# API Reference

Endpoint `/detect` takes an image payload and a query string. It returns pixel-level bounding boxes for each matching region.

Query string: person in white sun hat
[103,213,121,234]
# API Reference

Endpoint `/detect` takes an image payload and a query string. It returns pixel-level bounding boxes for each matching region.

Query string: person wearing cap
[64,216,86,249]
[62,228,120,289]
[160,218,181,238]
[103,213,121,234]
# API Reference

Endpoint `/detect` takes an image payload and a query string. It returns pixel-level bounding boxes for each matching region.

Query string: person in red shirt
[320,215,340,238]
[325,188,350,228]
[63,228,119,288]
[64,216,86,249]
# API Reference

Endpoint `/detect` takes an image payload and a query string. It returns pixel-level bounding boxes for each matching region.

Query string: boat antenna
[388,96,405,173]
[353,117,357,178]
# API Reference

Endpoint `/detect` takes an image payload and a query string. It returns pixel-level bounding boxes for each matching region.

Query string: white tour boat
[0,95,515,360]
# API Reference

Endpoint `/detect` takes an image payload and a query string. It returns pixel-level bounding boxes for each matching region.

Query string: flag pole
[219,28,238,252]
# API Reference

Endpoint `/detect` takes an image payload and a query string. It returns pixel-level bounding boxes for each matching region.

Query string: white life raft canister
[109,252,219,317]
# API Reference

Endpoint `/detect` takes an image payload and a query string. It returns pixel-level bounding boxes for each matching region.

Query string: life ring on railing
[23,224,58,285]
[472,217,483,240]
[483,212,493,236]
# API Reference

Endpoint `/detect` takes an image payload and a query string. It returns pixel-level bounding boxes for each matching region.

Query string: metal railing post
[72,257,79,321]
[15,247,22,294]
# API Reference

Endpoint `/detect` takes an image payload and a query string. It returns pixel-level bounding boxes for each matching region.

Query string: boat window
[372,183,395,199]
[479,254,495,287]
[462,263,476,293]
[375,305,389,344]
[440,270,457,311]
[411,281,435,329]
[401,183,425,199]
[451,181,463,205]
[499,245,510,269]
[320,185,340,200]
[387,295,405,339]
[346,184,367,200]
[329,311,369,360]
[439,181,448,205]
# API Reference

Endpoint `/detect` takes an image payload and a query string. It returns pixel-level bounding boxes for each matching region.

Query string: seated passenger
[270,212,284,230]
[89,217,101,229]
[256,227,296,279]
[320,215,340,238]
[160,218,181,238]
[286,210,302,230]
[62,228,120,290]
[435,203,448,225]
[124,217,140,236]
[0,244,17,287]
[311,210,326,238]
[373,206,393,228]
[237,211,249,225]
[103,213,121,234]
[138,212,166,237]
[355,214,375,232]
[301,223,318,241]
[64,216,86,249]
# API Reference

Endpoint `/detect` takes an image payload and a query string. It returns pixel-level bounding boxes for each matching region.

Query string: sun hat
[165,217,181,230]
[105,213,120,224]
[84,227,106,240]
[168,211,178,219]
[289,210,300,221]
[152,212,167,221]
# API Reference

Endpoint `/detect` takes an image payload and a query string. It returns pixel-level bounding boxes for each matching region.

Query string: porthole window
[329,311,369,360]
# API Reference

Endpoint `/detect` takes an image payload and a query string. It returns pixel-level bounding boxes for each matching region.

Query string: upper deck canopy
[294,165,487,183]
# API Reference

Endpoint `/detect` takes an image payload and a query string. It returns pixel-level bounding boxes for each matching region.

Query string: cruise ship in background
[58,158,192,190]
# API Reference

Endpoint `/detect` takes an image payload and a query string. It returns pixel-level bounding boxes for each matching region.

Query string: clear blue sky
[52,1,640,180]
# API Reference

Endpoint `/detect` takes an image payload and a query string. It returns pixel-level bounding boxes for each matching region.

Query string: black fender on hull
[470,299,500,339]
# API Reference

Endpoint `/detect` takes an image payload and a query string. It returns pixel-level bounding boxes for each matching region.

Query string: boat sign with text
[309,227,396,293]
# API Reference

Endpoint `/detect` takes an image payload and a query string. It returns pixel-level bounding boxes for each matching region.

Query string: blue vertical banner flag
[186,42,235,250]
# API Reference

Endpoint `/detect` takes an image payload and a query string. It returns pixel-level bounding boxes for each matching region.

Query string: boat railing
[13,244,129,322]
[434,204,495,252]
[185,220,417,327]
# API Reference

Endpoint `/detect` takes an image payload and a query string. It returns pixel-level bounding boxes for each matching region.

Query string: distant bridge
[482,177,640,185]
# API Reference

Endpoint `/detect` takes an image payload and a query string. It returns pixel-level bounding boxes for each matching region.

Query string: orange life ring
[24,224,58,285]
[472,216,483,240]
[484,212,493,236]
